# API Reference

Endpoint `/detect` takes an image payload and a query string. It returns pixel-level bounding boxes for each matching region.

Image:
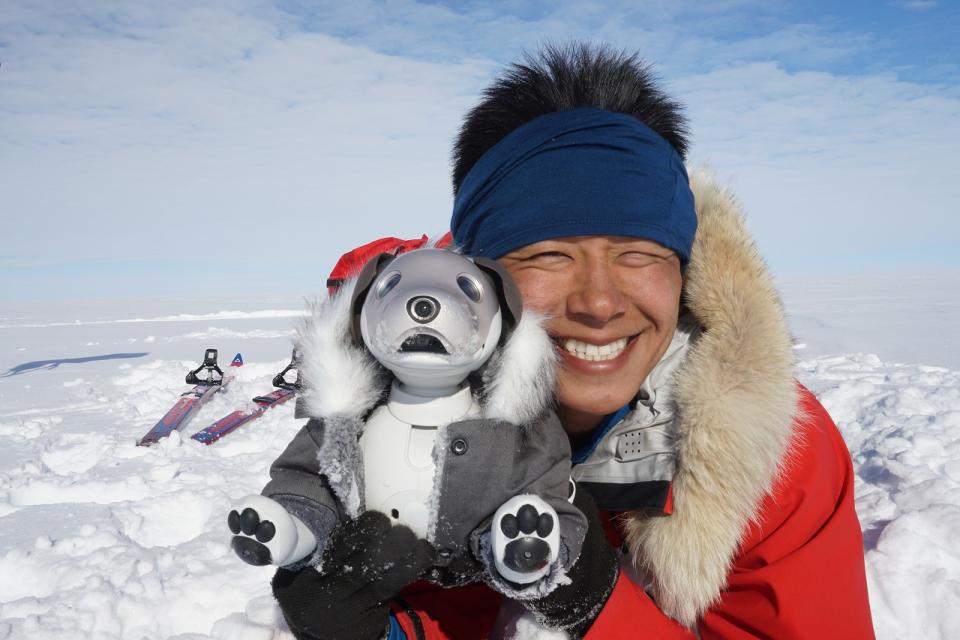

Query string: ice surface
[0,299,304,639]
[779,271,960,369]
[798,352,960,639]
[0,272,958,638]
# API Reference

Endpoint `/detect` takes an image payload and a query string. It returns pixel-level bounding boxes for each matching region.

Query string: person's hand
[271,511,435,640]
[521,487,619,636]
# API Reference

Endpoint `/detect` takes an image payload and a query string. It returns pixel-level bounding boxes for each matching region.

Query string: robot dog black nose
[407,296,440,324]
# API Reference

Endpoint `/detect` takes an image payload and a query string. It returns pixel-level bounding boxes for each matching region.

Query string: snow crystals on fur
[481,310,557,424]
[426,422,454,544]
[296,279,387,517]
[295,280,385,420]
[314,414,366,518]
[478,532,571,602]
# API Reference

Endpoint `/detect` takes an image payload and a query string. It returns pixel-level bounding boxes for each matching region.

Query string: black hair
[452,42,689,193]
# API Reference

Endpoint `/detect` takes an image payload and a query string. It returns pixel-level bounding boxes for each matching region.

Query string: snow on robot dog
[228,248,586,588]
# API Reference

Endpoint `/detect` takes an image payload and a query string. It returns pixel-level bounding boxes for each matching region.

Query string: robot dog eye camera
[353,249,520,393]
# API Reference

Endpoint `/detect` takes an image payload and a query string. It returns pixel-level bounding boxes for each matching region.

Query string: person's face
[499,236,682,435]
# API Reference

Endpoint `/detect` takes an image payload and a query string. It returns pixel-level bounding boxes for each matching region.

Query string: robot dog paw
[491,495,561,584]
[228,495,315,567]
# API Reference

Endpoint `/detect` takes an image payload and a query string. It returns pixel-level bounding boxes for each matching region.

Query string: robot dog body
[230,249,580,586]
[356,248,499,539]
[361,381,477,538]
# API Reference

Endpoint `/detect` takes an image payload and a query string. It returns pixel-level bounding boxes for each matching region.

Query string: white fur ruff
[296,279,385,420]
[482,310,557,424]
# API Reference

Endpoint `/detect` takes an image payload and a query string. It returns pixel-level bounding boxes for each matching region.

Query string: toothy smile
[561,337,629,362]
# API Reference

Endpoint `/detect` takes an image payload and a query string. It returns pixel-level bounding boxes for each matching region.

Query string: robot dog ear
[349,252,396,343]
[472,256,523,338]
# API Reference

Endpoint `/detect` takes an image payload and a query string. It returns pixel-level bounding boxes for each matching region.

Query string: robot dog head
[352,249,520,392]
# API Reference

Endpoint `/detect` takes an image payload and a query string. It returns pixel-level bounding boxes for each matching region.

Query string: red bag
[325,232,453,296]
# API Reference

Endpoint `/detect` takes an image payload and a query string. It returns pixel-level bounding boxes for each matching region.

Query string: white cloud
[0,0,957,298]
[0,1,494,298]
[676,62,959,272]
[891,0,938,10]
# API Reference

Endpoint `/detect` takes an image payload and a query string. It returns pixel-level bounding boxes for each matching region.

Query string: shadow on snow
[1,352,150,378]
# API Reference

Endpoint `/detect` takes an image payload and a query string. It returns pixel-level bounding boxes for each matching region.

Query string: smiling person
[272,43,875,639]
[498,235,682,441]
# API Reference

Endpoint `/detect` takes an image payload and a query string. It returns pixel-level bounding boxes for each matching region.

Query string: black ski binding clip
[185,348,225,386]
[271,348,301,390]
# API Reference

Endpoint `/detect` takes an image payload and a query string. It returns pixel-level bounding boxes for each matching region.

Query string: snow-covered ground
[1,272,958,639]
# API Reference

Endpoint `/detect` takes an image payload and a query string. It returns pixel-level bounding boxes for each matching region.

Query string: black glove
[271,511,435,640]
[524,487,619,636]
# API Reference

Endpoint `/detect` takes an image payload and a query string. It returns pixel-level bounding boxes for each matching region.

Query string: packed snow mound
[799,355,960,640]
[0,354,305,639]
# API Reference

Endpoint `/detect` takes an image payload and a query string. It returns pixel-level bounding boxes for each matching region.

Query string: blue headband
[451,107,697,264]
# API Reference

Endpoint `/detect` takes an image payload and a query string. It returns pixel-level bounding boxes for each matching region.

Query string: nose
[566,259,625,326]
[407,296,440,324]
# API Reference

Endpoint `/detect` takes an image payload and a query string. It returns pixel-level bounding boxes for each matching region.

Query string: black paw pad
[503,537,551,573]
[501,506,554,539]
[256,520,276,543]
[498,503,555,575]
[516,504,539,534]
[241,507,259,535]
[500,514,520,539]
[228,509,242,534]
[228,508,275,542]
[231,536,273,566]
[536,513,554,537]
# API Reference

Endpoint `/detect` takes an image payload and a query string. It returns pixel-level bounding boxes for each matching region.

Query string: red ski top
[390,388,875,639]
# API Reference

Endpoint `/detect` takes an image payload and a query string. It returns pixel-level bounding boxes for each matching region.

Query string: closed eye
[618,251,674,266]
[525,251,570,261]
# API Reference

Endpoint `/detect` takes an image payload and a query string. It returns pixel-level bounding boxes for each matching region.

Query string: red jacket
[330,174,875,638]
[389,388,874,639]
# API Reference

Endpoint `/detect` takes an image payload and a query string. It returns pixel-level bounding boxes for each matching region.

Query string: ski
[190,350,300,445]
[137,349,242,446]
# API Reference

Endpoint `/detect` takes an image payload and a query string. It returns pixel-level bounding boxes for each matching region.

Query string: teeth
[562,337,628,361]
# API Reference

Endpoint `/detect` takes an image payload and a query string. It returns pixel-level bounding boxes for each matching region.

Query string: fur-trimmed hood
[620,171,799,626]
[293,172,798,629]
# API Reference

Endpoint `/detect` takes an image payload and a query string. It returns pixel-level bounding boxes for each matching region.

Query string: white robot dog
[228,249,570,586]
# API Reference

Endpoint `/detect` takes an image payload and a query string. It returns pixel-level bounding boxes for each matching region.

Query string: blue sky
[1,0,958,300]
